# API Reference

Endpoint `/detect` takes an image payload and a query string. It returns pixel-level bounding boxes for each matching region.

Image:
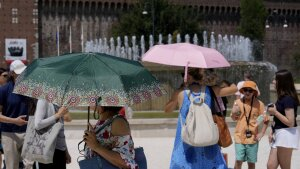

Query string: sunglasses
[243,88,254,93]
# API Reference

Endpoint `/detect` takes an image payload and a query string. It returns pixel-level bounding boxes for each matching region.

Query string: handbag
[78,147,147,169]
[209,87,233,148]
[213,114,232,147]
[181,86,219,146]
[21,116,63,164]
[78,115,147,168]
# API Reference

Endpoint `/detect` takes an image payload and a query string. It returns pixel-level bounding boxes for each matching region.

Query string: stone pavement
[65,119,300,169]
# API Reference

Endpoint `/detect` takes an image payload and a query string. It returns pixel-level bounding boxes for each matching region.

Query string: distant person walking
[231,81,269,169]
[267,70,300,169]
[0,68,8,169]
[34,99,71,169]
[0,60,32,169]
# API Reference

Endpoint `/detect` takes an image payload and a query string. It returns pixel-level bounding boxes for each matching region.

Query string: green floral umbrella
[13,53,166,107]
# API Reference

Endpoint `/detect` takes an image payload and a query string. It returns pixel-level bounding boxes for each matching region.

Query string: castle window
[12,17,18,24]
[33,9,38,15]
[12,8,18,15]
[33,18,38,24]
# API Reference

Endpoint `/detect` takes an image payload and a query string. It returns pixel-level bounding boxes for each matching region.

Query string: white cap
[10,60,27,74]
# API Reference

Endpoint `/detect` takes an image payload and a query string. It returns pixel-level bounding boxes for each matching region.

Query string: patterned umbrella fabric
[13,53,166,107]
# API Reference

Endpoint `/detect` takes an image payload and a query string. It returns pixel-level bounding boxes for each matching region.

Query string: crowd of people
[0,59,299,169]
[165,68,299,169]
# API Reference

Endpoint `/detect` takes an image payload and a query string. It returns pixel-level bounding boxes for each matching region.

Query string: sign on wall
[5,38,27,61]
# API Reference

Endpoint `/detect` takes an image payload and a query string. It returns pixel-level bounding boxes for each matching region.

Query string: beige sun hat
[239,81,258,96]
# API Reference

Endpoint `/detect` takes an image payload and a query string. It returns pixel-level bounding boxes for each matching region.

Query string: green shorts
[235,143,258,163]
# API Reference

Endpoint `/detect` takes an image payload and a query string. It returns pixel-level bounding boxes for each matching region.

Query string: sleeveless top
[86,114,138,169]
[170,86,227,169]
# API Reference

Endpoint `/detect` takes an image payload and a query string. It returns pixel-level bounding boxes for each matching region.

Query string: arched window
[111,2,115,11]
[117,3,122,10]
[78,1,83,16]
[84,1,90,16]
[91,2,96,15]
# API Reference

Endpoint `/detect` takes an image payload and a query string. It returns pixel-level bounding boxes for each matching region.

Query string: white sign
[5,38,27,61]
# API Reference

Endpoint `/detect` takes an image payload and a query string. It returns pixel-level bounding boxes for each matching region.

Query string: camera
[245,129,252,138]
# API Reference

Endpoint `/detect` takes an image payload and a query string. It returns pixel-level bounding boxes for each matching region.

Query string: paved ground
[65,127,300,169]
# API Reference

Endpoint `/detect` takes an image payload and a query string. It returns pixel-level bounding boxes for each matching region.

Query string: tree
[111,0,203,44]
[239,0,267,41]
[238,0,267,60]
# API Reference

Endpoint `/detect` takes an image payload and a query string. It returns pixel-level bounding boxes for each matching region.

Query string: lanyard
[243,96,254,128]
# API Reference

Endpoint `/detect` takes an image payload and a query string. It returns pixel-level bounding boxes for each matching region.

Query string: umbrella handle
[87,106,90,131]
[184,62,189,84]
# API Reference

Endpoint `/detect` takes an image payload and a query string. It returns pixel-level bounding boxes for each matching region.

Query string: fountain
[84,32,277,110]
[85,31,255,62]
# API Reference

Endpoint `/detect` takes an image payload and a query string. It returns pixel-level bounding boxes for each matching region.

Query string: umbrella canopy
[13,53,166,107]
[142,43,230,68]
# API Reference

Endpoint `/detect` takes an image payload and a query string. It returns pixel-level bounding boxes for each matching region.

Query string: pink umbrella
[142,43,230,82]
[142,43,230,68]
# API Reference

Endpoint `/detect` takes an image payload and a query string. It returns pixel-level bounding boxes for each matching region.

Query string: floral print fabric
[86,115,138,169]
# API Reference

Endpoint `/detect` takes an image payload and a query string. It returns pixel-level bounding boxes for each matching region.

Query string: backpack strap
[185,86,206,104]
[94,115,126,134]
[208,86,224,117]
[181,86,206,126]
[200,85,206,100]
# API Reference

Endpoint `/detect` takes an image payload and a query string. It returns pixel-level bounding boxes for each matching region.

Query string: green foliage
[111,0,204,44]
[293,52,300,69]
[238,0,267,42]
[294,78,300,83]
[292,41,300,76]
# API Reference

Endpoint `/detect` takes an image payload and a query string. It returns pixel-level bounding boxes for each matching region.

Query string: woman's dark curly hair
[188,68,203,81]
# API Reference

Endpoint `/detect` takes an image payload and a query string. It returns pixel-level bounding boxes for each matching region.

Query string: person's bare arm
[63,112,72,122]
[256,122,268,141]
[0,105,27,126]
[177,90,185,110]
[213,83,237,97]
[256,102,269,141]
[164,89,181,113]
[230,101,240,121]
[269,106,295,127]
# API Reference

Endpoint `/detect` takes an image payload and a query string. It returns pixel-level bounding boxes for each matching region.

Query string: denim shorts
[235,143,258,163]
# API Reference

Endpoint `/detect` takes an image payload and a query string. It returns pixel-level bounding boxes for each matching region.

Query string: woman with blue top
[170,68,237,169]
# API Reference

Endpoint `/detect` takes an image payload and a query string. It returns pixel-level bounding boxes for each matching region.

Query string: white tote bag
[181,87,219,147]
[21,116,63,164]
